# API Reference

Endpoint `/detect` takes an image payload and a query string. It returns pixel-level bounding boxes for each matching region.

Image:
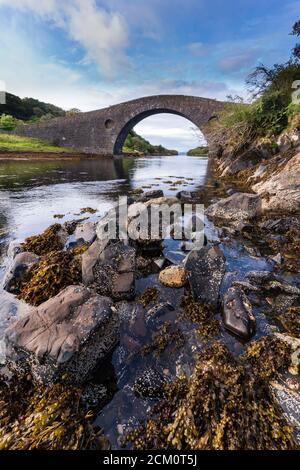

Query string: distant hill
[123,130,178,156]
[0,92,66,121]
[187,146,208,156]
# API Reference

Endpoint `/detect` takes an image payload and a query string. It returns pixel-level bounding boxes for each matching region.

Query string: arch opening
[113,109,207,155]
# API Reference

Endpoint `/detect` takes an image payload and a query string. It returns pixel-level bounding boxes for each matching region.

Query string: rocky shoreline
[0,145,299,449]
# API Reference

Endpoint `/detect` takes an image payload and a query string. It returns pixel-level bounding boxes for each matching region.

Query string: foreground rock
[252,152,300,213]
[274,333,300,376]
[185,245,225,310]
[82,239,136,300]
[3,252,39,294]
[68,221,97,247]
[159,266,187,288]
[206,192,261,223]
[5,285,119,384]
[223,287,256,340]
[137,189,164,202]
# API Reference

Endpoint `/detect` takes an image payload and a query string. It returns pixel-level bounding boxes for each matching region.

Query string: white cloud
[187,42,209,56]
[0,0,129,77]
[135,114,207,152]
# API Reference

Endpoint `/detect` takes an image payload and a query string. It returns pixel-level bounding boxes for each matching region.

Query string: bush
[211,61,300,151]
[0,114,16,131]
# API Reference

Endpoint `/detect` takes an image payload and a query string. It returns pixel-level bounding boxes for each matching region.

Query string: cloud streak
[0,0,129,78]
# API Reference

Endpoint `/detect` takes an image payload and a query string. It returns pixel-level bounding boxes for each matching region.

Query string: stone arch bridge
[15,95,224,156]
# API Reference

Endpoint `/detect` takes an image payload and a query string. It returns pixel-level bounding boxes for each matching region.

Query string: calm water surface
[0,155,208,252]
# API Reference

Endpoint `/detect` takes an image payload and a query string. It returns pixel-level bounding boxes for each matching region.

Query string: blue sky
[0,0,299,150]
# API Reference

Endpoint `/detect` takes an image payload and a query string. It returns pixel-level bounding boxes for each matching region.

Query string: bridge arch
[113,108,200,154]
[14,95,225,156]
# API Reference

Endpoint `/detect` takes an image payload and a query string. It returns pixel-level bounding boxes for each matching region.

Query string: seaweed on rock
[122,337,296,450]
[22,224,65,256]
[278,306,300,337]
[0,375,109,450]
[137,287,160,307]
[141,321,185,358]
[17,249,82,306]
[181,292,220,338]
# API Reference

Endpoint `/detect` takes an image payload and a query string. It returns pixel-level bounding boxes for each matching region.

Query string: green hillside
[123,130,178,155]
[187,146,209,156]
[0,93,66,121]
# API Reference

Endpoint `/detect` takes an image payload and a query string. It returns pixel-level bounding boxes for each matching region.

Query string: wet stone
[223,286,256,340]
[82,239,136,301]
[185,245,225,310]
[3,252,39,294]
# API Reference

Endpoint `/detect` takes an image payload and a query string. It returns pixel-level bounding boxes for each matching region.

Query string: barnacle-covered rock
[5,285,119,385]
[133,367,169,399]
[21,224,68,256]
[82,239,136,301]
[206,193,262,223]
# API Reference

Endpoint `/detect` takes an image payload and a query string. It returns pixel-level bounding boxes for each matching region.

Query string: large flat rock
[206,192,262,223]
[252,153,300,213]
[5,285,119,384]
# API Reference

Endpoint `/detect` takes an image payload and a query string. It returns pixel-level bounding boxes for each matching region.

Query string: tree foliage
[123,130,178,155]
[0,93,65,121]
[0,114,16,131]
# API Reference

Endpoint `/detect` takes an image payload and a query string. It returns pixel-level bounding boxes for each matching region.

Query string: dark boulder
[185,245,225,310]
[137,189,164,202]
[223,287,256,340]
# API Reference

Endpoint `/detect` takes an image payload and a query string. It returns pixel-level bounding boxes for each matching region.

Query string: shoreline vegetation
[187,146,209,156]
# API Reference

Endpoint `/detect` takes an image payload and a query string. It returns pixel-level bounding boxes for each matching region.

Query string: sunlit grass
[0,133,74,153]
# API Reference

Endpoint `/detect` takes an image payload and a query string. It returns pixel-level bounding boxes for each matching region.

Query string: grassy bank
[187,146,209,156]
[0,133,74,153]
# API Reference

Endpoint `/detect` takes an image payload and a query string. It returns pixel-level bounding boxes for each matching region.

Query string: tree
[291,20,300,36]
[226,94,245,103]
[291,20,300,60]
[0,114,16,130]
[66,108,81,116]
